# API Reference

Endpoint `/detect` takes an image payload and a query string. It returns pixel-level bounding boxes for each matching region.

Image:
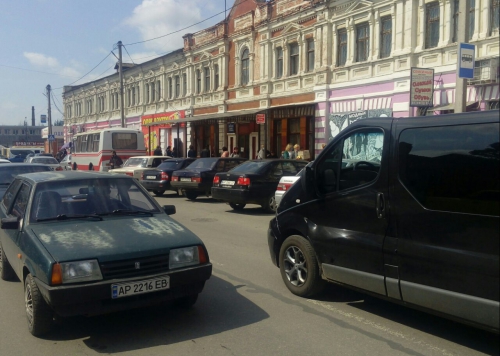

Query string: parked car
[268,111,500,333]
[0,163,52,199]
[59,154,72,170]
[140,158,196,196]
[28,156,64,171]
[0,171,212,336]
[171,157,246,200]
[109,156,171,180]
[0,159,10,164]
[275,175,301,209]
[212,159,307,213]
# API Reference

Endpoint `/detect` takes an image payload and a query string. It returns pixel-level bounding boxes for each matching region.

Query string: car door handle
[376,192,385,219]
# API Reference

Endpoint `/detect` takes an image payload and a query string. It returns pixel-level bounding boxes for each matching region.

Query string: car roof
[16,170,134,184]
[128,156,170,159]
[0,163,51,168]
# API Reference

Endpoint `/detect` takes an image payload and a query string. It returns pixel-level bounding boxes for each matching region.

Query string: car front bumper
[35,263,212,317]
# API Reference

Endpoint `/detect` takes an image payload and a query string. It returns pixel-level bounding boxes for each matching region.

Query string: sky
[0,0,229,126]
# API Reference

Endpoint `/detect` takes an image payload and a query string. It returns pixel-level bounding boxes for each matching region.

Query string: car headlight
[53,260,103,284]
[169,247,200,269]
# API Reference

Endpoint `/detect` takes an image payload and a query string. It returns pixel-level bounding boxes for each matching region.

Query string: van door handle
[376,193,385,219]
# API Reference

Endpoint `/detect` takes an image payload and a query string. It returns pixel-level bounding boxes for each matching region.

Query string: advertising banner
[141,111,185,126]
[329,109,393,139]
[410,68,435,107]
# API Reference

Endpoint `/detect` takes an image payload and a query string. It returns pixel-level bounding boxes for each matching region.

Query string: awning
[430,101,478,111]
[141,108,265,126]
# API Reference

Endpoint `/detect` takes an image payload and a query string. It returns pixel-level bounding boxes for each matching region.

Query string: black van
[268,111,499,332]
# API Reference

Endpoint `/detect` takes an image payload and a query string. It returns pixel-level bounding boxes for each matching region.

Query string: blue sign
[48,134,55,142]
[458,43,475,79]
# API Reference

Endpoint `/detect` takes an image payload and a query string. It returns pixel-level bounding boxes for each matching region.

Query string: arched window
[241,49,249,85]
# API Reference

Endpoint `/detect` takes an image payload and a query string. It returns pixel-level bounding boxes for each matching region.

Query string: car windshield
[30,177,160,222]
[186,158,217,170]
[123,158,148,168]
[157,160,184,170]
[229,161,269,173]
[32,157,58,164]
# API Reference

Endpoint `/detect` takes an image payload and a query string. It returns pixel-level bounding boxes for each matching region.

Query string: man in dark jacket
[109,151,123,169]
[153,145,162,156]
[200,145,210,158]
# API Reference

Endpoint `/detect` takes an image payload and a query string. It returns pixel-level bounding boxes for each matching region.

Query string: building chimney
[32,106,35,126]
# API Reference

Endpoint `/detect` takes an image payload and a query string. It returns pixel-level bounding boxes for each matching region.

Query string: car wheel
[153,190,165,197]
[279,235,325,298]
[185,191,198,200]
[174,294,198,308]
[262,195,277,213]
[229,203,246,210]
[25,273,53,336]
[0,242,16,281]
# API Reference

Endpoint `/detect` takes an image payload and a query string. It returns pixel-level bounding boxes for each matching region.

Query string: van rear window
[398,123,500,216]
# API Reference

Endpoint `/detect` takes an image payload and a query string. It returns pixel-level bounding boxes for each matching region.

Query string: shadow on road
[224,205,275,216]
[43,276,269,352]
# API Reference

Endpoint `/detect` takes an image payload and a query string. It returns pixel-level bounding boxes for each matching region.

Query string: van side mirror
[1,217,19,230]
[162,205,176,215]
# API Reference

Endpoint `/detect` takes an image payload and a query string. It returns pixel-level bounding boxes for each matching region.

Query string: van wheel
[88,163,94,171]
[262,195,277,213]
[229,203,246,210]
[185,191,198,200]
[279,235,325,298]
[0,242,16,281]
[25,273,53,336]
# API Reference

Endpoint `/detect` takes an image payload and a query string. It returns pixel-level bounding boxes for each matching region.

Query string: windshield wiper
[111,209,154,216]
[37,214,103,222]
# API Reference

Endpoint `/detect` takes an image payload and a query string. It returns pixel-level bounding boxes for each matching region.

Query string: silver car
[275,175,301,209]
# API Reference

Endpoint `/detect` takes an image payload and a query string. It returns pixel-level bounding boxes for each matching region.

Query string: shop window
[289,43,299,75]
[276,47,283,78]
[288,118,300,147]
[204,67,210,92]
[356,22,370,62]
[307,39,315,72]
[492,0,500,34]
[175,76,180,98]
[196,70,201,94]
[380,16,392,59]
[183,73,187,96]
[426,2,440,49]
[214,65,219,89]
[241,49,249,85]
[337,28,347,66]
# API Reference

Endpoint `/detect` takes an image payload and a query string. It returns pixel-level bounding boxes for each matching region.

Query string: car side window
[283,162,300,175]
[10,183,31,218]
[316,129,384,194]
[1,179,22,211]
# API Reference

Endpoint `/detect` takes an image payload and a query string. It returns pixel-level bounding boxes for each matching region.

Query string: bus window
[112,133,138,150]
[92,133,100,152]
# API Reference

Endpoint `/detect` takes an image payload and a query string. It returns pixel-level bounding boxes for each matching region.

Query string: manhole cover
[191,218,218,222]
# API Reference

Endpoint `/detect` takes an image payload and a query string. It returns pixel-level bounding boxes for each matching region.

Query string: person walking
[108,150,123,170]
[200,145,210,158]
[230,147,240,158]
[153,145,163,156]
[291,144,301,159]
[221,146,229,157]
[187,145,196,158]
[257,144,267,159]
[165,146,174,157]
[282,144,292,159]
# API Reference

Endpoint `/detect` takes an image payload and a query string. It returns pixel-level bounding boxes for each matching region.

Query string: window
[356,23,370,62]
[112,133,138,150]
[4,129,10,135]
[11,183,31,218]
[489,101,499,110]
[426,2,440,49]
[136,86,140,104]
[92,133,100,152]
[452,0,459,43]
[307,39,315,72]
[214,65,219,89]
[132,87,137,106]
[1,180,22,211]
[204,67,210,92]
[288,118,300,147]
[337,28,347,66]
[151,83,155,102]
[453,0,476,42]
[196,69,201,94]
[289,43,299,75]
[156,80,161,100]
[241,49,249,85]
[175,76,180,98]
[398,123,500,216]
[469,0,476,40]
[13,129,18,135]
[380,17,392,58]
[168,78,173,99]
[145,84,149,103]
[276,47,283,78]
[492,0,500,34]
[183,73,187,96]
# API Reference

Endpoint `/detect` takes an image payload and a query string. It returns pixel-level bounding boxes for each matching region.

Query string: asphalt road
[0,192,498,356]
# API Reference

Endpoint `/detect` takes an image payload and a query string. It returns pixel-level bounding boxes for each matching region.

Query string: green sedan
[0,171,212,336]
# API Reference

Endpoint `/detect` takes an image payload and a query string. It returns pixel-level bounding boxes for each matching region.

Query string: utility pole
[118,41,125,128]
[46,84,52,154]
[455,0,470,113]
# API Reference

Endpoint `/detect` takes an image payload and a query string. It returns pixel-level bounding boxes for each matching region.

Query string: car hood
[30,215,204,262]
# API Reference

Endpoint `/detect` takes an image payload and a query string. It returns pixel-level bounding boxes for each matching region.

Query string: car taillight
[161,172,169,180]
[172,176,178,181]
[192,177,201,183]
[213,176,220,184]
[277,183,292,191]
[237,177,251,186]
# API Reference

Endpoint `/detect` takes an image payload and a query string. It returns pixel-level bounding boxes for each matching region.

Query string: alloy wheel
[283,245,308,287]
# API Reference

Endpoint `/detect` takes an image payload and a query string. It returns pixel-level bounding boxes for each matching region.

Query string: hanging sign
[410,67,435,107]
[256,114,266,124]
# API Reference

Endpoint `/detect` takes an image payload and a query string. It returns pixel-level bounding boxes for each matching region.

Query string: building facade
[0,125,44,148]
[62,0,499,158]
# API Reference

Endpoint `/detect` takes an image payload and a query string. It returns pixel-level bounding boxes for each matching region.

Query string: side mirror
[162,205,176,215]
[1,217,19,230]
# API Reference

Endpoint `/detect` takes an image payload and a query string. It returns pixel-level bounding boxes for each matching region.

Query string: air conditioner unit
[470,58,499,83]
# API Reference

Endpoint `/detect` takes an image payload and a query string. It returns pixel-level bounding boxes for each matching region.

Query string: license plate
[180,178,191,182]
[111,275,170,299]
[221,180,235,185]
[146,175,157,179]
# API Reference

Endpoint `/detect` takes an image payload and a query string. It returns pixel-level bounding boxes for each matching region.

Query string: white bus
[71,128,146,171]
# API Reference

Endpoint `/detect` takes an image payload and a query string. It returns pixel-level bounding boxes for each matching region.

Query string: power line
[0,63,81,79]
[123,45,136,65]
[51,92,64,117]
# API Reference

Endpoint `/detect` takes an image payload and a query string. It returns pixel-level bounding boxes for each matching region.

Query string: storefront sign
[227,123,235,133]
[141,111,186,126]
[14,141,44,147]
[256,114,266,124]
[410,67,434,107]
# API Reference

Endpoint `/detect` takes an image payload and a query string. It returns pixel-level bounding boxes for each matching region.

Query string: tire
[0,242,16,281]
[174,294,198,308]
[229,203,246,210]
[153,190,165,197]
[262,195,277,213]
[25,273,53,336]
[185,191,198,200]
[88,163,94,171]
[279,235,325,298]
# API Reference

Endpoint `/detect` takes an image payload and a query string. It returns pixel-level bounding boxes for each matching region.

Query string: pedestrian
[108,150,123,170]
[221,146,229,157]
[322,143,326,150]
[230,147,240,158]
[187,145,196,158]
[292,144,301,159]
[257,144,266,159]
[282,144,292,159]
[153,145,162,156]
[165,145,174,157]
[200,145,210,158]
